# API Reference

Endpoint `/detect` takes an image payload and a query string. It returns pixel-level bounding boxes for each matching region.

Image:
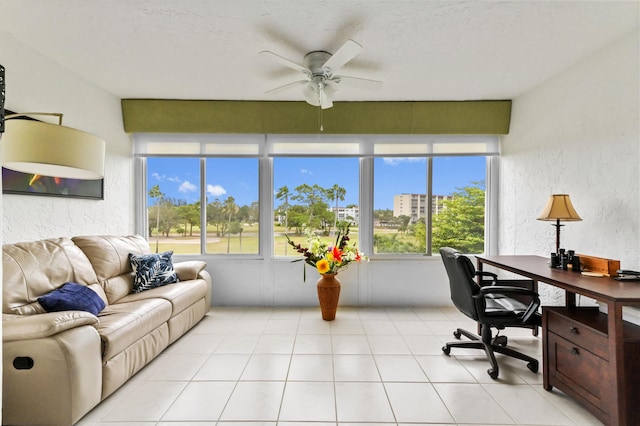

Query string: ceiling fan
[260,39,383,109]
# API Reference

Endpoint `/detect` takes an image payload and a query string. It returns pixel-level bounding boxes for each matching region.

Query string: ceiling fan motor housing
[304,51,332,78]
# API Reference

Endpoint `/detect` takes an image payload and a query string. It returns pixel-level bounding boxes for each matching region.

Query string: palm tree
[276,186,290,254]
[223,196,237,253]
[148,185,164,253]
[326,184,346,236]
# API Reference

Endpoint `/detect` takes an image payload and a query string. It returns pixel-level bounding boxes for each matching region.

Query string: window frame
[134,134,499,258]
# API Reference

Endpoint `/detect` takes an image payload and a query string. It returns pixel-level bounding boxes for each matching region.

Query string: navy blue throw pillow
[38,282,106,316]
[129,251,179,294]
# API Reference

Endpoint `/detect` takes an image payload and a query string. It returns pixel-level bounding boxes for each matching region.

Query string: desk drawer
[546,308,608,359]
[547,332,608,409]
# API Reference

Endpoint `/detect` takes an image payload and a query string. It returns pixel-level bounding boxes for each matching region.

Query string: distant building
[393,193,454,223]
[330,206,359,223]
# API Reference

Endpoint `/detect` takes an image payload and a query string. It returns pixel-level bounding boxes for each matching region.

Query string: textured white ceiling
[0,1,638,102]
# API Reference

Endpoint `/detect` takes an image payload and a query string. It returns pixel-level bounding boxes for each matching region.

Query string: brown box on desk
[576,254,620,277]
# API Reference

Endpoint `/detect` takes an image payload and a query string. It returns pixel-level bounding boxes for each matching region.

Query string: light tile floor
[78,306,603,425]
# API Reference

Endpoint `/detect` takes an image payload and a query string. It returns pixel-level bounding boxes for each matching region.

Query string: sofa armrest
[3,311,99,342]
[174,260,207,281]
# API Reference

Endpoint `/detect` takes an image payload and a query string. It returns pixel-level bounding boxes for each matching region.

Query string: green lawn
[150,225,371,255]
[150,225,418,255]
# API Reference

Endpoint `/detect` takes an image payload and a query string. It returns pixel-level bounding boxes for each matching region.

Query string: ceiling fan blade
[322,39,362,72]
[259,50,308,73]
[333,75,383,90]
[265,79,308,94]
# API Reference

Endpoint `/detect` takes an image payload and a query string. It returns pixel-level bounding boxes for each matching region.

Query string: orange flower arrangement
[286,223,366,279]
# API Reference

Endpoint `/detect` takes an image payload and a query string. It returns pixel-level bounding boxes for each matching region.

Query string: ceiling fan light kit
[261,39,383,110]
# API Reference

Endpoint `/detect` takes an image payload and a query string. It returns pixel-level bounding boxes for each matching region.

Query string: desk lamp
[537,194,582,254]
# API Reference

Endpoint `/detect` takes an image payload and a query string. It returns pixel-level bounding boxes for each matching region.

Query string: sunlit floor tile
[367,334,411,354]
[433,383,514,424]
[143,353,209,381]
[385,382,455,423]
[374,355,428,382]
[484,383,574,425]
[193,353,250,380]
[333,354,381,381]
[361,318,399,335]
[335,382,395,422]
[279,381,336,422]
[293,333,332,353]
[161,381,235,421]
[240,353,291,381]
[101,381,187,422]
[415,354,477,383]
[219,381,285,421]
[288,354,334,381]
[332,334,371,354]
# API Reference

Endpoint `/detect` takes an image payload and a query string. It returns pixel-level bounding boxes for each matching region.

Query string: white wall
[0,33,133,243]
[499,30,640,303]
[196,256,452,307]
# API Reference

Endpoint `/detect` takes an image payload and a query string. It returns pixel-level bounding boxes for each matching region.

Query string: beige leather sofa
[2,235,212,426]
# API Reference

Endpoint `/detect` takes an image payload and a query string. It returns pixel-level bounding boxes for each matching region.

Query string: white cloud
[301,168,313,175]
[178,180,197,193]
[150,172,183,183]
[383,157,426,166]
[207,184,227,197]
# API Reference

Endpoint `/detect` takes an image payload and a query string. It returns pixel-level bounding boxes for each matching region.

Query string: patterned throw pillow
[38,282,106,316]
[129,251,179,294]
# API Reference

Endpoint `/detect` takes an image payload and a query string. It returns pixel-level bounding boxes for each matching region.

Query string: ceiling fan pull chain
[318,104,324,132]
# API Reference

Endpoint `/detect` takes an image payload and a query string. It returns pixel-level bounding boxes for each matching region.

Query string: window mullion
[426,157,433,256]
[200,158,207,255]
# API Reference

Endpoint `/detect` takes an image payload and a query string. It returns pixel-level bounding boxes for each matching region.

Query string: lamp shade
[2,119,105,180]
[537,194,582,221]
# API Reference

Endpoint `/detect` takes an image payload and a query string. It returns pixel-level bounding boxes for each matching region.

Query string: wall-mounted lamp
[537,194,582,254]
[2,112,105,180]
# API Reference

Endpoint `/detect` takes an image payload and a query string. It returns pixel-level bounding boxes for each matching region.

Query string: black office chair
[440,247,542,379]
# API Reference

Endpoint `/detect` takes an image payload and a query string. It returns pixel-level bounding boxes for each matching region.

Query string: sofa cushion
[174,260,207,281]
[38,282,106,316]
[129,251,179,293]
[117,278,209,317]
[97,298,172,360]
[3,237,99,315]
[72,235,151,303]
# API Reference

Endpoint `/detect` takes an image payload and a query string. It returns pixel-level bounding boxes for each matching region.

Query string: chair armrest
[475,271,498,286]
[174,260,207,281]
[3,311,98,342]
[476,286,541,324]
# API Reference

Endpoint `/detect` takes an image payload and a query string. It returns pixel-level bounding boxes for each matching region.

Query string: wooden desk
[476,255,640,426]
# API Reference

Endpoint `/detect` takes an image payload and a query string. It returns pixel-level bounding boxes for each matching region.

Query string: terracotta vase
[316,273,341,321]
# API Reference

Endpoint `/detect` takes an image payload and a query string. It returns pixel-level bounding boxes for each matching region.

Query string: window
[147,157,201,254]
[273,157,360,256]
[431,156,486,254]
[373,157,427,254]
[136,134,497,257]
[205,158,259,254]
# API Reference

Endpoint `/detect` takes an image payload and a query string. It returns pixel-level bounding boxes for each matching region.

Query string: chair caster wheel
[488,368,499,379]
[442,346,451,355]
[453,330,461,339]
[527,361,539,373]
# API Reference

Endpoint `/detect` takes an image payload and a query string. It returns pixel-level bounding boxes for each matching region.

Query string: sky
[147,156,486,210]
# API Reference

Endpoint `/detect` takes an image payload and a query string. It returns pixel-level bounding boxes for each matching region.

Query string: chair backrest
[440,247,480,321]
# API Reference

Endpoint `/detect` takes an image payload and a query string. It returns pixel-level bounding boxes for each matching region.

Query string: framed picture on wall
[2,168,104,199]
